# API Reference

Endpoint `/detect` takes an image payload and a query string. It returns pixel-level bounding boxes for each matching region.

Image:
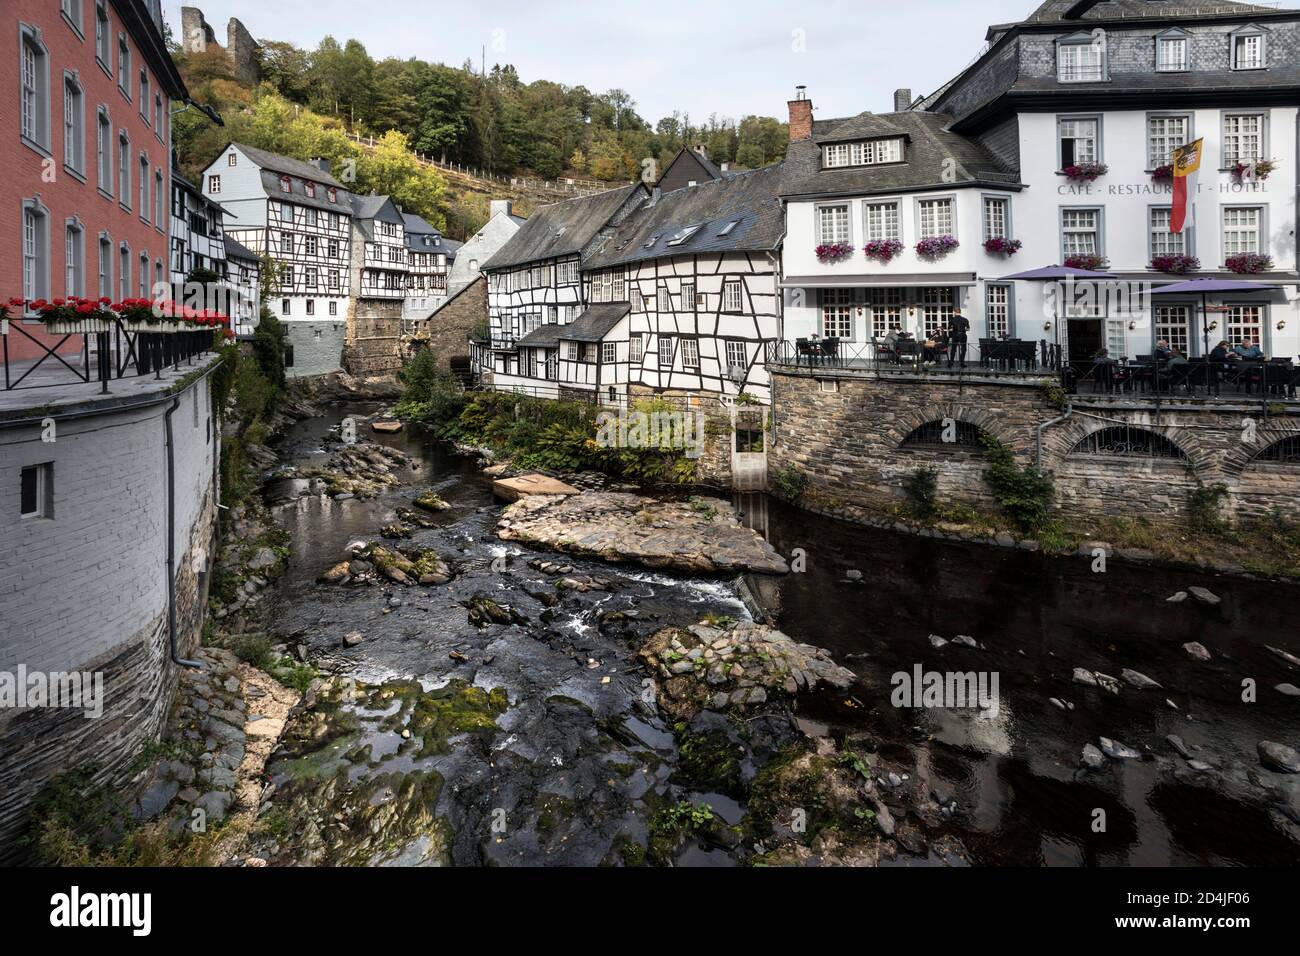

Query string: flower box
[915,235,960,259]
[863,239,904,263]
[1151,254,1200,275]
[1225,252,1272,275]
[1231,159,1276,183]
[44,318,114,335]
[1151,164,1174,183]
[815,242,855,264]
[1061,162,1108,182]
[1063,254,1110,271]
[983,237,1023,257]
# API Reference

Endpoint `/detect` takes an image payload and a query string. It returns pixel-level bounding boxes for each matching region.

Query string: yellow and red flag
[1171,138,1203,234]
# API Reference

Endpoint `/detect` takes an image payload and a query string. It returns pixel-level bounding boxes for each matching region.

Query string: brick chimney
[893,88,913,112]
[787,87,813,142]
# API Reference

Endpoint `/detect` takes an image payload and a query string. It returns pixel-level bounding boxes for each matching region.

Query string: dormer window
[1057,33,1106,82]
[822,138,903,169]
[279,175,291,193]
[327,187,337,203]
[666,225,701,247]
[1231,26,1267,70]
[305,181,316,198]
[1156,32,1187,72]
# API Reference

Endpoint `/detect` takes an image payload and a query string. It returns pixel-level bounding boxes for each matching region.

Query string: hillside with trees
[168,31,788,240]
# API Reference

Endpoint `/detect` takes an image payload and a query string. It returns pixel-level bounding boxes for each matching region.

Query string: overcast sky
[162,0,1037,123]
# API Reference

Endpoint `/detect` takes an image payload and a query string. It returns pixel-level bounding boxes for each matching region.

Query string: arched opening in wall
[1249,434,1300,465]
[1068,426,1187,461]
[900,419,986,451]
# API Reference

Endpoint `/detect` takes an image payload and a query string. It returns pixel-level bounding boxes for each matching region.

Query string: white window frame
[1058,116,1100,168]
[1057,34,1106,83]
[982,196,1009,241]
[1231,29,1266,71]
[680,339,699,368]
[917,197,955,239]
[63,73,84,175]
[985,284,1011,339]
[1156,35,1187,72]
[20,27,51,153]
[1147,113,1191,168]
[816,203,850,245]
[865,201,901,242]
[1222,206,1263,257]
[1149,206,1188,258]
[1061,207,1102,258]
[820,288,853,339]
[725,340,747,371]
[1222,113,1264,166]
[657,335,673,367]
[723,280,743,313]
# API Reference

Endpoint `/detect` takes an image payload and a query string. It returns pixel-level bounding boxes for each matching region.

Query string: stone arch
[890,402,1021,453]
[1239,429,1300,472]
[1046,416,1214,476]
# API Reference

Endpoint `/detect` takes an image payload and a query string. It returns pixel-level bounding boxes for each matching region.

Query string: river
[259,402,1300,866]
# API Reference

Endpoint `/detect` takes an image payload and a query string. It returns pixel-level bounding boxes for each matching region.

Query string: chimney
[893,88,913,112]
[787,86,813,142]
[490,199,513,219]
[312,157,332,174]
[693,144,708,157]
[720,162,729,173]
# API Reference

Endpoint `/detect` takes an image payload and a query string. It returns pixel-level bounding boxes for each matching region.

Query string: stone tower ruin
[179,6,261,87]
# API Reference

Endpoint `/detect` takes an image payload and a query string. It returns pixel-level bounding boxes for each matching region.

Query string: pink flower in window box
[1225,252,1273,274]
[1061,162,1108,182]
[915,235,960,259]
[1150,254,1200,275]
[983,237,1023,257]
[1063,254,1110,271]
[815,242,855,264]
[863,239,905,263]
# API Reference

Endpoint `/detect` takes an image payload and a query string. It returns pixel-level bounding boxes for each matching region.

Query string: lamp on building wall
[1278,319,1287,331]
[1128,320,1138,331]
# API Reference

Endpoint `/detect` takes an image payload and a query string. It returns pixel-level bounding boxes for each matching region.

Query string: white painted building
[403,212,459,321]
[920,0,1300,369]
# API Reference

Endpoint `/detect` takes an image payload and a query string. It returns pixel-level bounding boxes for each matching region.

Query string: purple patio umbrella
[997,265,1121,377]
[1150,277,1282,356]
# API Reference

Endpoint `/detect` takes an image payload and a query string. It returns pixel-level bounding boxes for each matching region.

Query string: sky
[162,0,1038,124]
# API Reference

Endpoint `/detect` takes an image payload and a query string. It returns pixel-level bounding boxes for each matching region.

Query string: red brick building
[2,0,187,360]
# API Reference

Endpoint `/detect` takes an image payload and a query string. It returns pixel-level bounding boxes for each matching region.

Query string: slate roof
[517,324,566,348]
[558,304,631,342]
[1021,0,1280,24]
[482,184,645,270]
[230,142,346,189]
[779,111,1018,199]
[403,213,461,258]
[224,235,259,263]
[584,164,786,270]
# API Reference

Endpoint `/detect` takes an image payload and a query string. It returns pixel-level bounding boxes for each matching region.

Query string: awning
[781,272,978,289]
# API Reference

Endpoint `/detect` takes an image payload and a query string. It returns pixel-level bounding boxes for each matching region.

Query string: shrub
[1187,483,1229,535]
[903,466,939,519]
[396,349,465,424]
[770,465,809,504]
[250,310,287,393]
[980,435,1054,532]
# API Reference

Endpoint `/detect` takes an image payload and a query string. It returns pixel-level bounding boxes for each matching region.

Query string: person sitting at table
[1235,339,1265,360]
[922,331,941,365]
[1208,340,1232,395]
[1154,339,1174,362]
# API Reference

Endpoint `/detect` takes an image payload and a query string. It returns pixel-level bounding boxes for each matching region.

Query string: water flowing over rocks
[270,441,415,502]
[496,491,790,575]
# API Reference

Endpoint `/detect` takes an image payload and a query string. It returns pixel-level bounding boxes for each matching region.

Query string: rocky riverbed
[203,402,1300,867]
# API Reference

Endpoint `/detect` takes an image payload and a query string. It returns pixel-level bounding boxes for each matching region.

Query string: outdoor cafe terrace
[766,337,1300,408]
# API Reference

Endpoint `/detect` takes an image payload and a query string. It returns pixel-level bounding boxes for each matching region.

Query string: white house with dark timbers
[479,184,647,396]
[403,212,459,321]
[780,91,1024,355]
[919,0,1300,370]
[582,164,787,405]
[201,142,355,375]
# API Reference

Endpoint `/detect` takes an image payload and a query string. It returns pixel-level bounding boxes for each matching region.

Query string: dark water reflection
[741,493,1300,866]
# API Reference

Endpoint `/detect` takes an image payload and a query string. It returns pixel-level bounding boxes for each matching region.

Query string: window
[138,253,147,296]
[304,207,317,228]
[1154,305,1191,355]
[227,152,237,167]
[1223,207,1262,256]
[95,1,111,67]
[63,75,84,173]
[1157,36,1187,72]
[1057,37,1104,82]
[682,283,696,311]
[118,244,129,300]
[20,30,49,151]
[328,301,337,316]
[64,223,83,296]
[305,182,316,198]
[565,341,578,361]
[726,340,747,371]
[280,202,293,222]
[1232,31,1265,70]
[139,156,149,220]
[1225,304,1264,347]
[98,236,111,297]
[667,225,701,246]
[612,272,625,302]
[207,174,221,194]
[865,201,901,241]
[920,287,954,336]
[118,133,130,205]
[557,259,579,284]
[281,299,291,315]
[868,288,903,339]
[985,284,1010,338]
[817,204,850,244]
[305,300,315,316]
[723,281,743,313]
[1062,208,1101,257]
[304,235,318,256]
[918,198,954,239]
[280,232,293,255]
[118,37,130,96]
[658,286,671,313]
[328,269,340,289]
[304,266,317,289]
[820,288,853,339]
[630,335,644,363]
[1148,115,1190,168]
[1059,117,1099,167]
[602,342,617,364]
[982,196,1009,241]
[823,138,903,168]
[280,176,292,193]
[20,464,54,519]
[1223,114,1263,165]
[97,110,111,192]
[903,420,984,450]
[1150,207,1187,257]
[155,169,163,227]
[327,187,337,203]
[155,93,163,132]
[658,336,673,366]
[22,206,48,303]
[139,70,149,121]
[1070,426,1186,460]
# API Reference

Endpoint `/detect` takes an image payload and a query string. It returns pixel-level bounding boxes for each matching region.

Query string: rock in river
[1121,668,1162,690]
[1257,740,1300,774]
[1183,641,1212,662]
[1099,736,1143,760]
[496,491,789,575]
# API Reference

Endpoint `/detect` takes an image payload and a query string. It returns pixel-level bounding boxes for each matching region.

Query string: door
[1067,318,1103,375]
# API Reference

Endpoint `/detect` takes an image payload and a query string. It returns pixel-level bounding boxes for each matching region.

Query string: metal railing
[1074,358,1300,402]
[3,320,219,393]
[765,338,1061,376]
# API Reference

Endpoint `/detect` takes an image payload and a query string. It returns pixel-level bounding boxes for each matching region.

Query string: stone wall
[769,367,1300,528]
[0,372,218,860]
[412,276,485,369]
[344,299,404,377]
[626,384,741,488]
[285,321,347,379]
